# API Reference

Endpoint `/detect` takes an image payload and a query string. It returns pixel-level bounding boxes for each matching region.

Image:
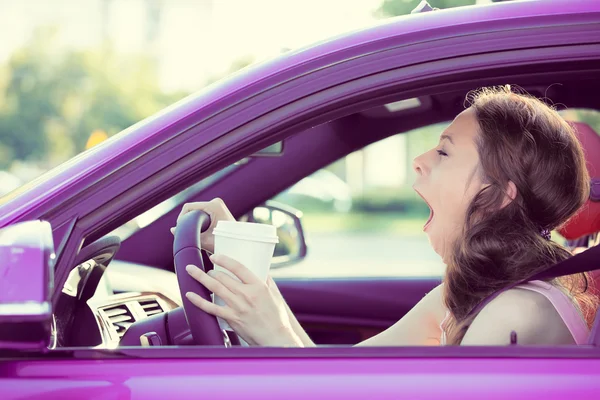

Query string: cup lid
[213,221,279,243]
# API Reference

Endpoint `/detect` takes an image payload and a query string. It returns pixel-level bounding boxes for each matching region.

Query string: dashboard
[89,260,182,347]
[56,257,182,348]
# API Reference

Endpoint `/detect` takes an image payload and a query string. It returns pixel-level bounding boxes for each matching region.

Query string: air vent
[102,304,135,337]
[139,298,164,317]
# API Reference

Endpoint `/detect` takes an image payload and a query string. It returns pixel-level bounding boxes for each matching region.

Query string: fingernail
[170,227,175,234]
[207,270,216,277]
[186,265,195,274]
[185,292,194,299]
[209,254,217,262]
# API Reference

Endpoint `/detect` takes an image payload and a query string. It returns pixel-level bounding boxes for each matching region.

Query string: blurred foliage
[0,26,188,170]
[574,109,600,133]
[204,54,256,87]
[351,123,442,214]
[376,0,476,17]
[353,187,430,215]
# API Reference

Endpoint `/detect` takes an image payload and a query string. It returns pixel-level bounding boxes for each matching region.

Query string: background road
[271,233,445,278]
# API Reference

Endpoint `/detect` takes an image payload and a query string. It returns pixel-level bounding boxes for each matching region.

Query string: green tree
[575,110,600,135]
[0,27,60,167]
[0,26,188,170]
[376,0,477,18]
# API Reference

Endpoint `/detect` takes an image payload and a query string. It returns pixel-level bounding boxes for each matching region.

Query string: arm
[460,288,570,345]
[284,301,316,347]
[356,283,446,346]
[267,277,315,347]
[270,281,446,347]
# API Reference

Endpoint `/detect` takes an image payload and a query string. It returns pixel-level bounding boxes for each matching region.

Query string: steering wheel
[173,210,224,346]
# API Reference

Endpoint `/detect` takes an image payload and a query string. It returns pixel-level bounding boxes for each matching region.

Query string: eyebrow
[440,134,454,145]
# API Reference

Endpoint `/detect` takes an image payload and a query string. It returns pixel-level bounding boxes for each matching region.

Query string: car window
[270,123,448,279]
[269,108,600,279]
[108,163,239,240]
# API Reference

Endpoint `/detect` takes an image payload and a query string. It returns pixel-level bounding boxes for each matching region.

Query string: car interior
[558,121,600,293]
[51,79,600,349]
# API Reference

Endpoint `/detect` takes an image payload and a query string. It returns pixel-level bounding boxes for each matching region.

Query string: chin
[426,231,449,263]
[426,234,442,257]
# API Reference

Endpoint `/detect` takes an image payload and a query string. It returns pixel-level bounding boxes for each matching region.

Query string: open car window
[270,123,446,279]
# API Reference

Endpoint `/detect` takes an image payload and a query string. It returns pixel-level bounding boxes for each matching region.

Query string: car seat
[558,122,600,292]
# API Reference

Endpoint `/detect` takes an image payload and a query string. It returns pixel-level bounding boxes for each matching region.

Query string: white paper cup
[212,221,279,345]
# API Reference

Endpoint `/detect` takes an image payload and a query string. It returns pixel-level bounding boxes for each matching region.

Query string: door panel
[3,351,600,400]
[275,278,441,344]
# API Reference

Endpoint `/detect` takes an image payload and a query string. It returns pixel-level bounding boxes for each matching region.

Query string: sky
[0,0,384,92]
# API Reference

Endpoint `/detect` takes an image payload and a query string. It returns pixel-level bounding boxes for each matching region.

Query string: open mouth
[415,189,435,231]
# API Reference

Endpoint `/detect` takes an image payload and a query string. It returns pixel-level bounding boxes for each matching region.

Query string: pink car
[1,1,600,398]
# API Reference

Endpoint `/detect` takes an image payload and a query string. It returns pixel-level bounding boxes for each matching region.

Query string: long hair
[443,86,597,345]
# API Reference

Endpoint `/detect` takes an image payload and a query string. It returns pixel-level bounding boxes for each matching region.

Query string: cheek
[436,179,471,226]
[427,171,480,258]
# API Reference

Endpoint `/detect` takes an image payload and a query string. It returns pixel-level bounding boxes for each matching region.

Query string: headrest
[558,122,600,240]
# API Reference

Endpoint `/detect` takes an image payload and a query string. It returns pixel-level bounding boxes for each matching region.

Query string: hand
[171,198,235,253]
[185,254,302,347]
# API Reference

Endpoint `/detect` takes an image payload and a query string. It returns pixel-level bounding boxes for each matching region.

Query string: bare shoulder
[460,287,575,345]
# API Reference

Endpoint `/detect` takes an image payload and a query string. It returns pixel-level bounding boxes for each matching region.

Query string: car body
[1,0,600,398]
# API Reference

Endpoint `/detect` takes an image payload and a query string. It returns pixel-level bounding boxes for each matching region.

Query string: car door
[275,278,440,344]
[3,346,600,399]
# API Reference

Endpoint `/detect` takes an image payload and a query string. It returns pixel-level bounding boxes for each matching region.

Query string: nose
[412,153,428,176]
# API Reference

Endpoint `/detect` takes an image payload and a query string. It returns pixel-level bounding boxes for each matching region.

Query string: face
[412,108,486,262]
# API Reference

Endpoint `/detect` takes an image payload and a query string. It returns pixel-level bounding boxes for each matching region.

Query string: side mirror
[241,201,308,268]
[0,220,55,350]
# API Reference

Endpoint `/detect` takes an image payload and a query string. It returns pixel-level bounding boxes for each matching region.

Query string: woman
[176,86,597,346]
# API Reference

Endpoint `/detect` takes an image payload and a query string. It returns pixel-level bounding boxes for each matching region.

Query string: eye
[436,149,448,157]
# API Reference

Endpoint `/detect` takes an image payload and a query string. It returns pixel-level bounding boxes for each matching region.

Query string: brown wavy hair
[443,86,597,345]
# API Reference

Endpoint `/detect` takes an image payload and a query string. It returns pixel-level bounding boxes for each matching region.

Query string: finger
[176,202,210,225]
[170,227,175,235]
[186,264,238,304]
[185,291,234,320]
[210,269,245,294]
[210,254,261,285]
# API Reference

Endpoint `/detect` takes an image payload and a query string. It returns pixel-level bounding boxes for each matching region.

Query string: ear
[501,180,517,208]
